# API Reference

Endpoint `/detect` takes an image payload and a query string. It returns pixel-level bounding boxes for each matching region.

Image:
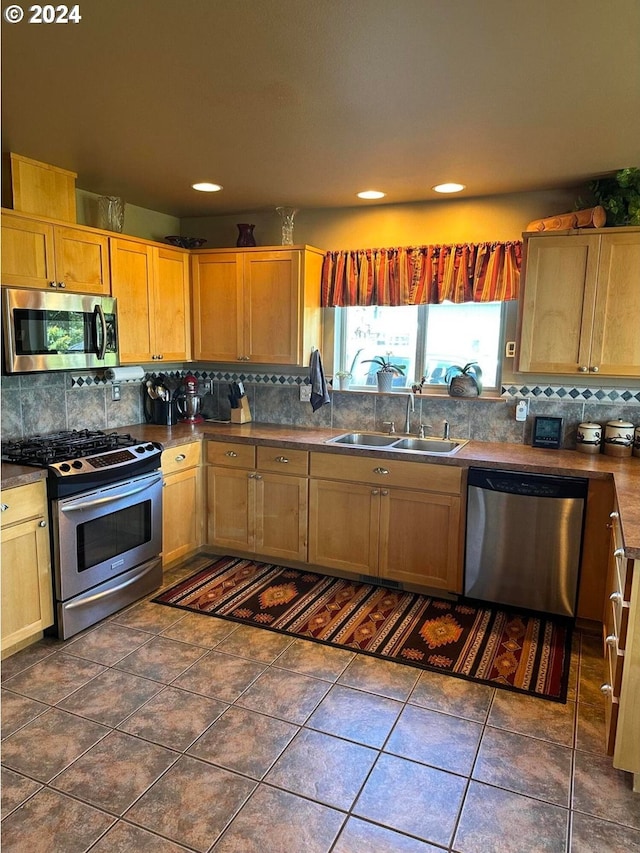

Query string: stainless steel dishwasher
[464,468,588,617]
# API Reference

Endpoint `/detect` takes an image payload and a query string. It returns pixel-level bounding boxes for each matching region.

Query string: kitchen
[2,2,640,851]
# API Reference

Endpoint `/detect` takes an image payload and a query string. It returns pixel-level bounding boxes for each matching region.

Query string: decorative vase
[447,375,480,397]
[376,371,394,393]
[98,196,125,233]
[276,207,299,245]
[336,376,351,391]
[236,223,256,247]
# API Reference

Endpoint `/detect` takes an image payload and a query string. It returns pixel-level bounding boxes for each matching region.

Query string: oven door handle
[94,303,107,360]
[63,561,160,610]
[60,478,158,512]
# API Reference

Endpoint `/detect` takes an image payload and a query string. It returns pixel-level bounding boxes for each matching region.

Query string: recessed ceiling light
[432,182,466,194]
[192,182,223,192]
[357,190,386,200]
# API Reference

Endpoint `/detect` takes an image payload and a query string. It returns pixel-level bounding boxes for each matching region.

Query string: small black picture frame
[532,416,563,449]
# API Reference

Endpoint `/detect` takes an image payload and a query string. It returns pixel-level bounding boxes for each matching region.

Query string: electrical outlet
[111,384,121,402]
[299,384,312,402]
[515,399,528,421]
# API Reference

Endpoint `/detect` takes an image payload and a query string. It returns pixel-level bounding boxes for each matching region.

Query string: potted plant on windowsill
[445,362,483,397]
[334,370,352,391]
[362,354,406,393]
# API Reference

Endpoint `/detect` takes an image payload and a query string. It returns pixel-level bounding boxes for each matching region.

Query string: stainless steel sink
[391,437,467,454]
[326,432,399,447]
[325,433,468,455]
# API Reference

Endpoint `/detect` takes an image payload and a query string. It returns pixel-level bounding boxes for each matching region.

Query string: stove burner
[2,430,140,466]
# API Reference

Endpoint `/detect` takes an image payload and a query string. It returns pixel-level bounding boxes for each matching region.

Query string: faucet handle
[442,420,450,440]
[383,421,396,434]
[418,423,428,438]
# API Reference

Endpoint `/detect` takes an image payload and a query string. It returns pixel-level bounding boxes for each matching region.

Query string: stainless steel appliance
[2,287,118,373]
[464,468,588,617]
[2,430,163,638]
[175,373,204,423]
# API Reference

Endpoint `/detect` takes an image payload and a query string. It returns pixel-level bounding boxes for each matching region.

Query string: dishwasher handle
[467,468,588,500]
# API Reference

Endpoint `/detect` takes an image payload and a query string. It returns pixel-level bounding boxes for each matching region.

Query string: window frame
[333,302,507,394]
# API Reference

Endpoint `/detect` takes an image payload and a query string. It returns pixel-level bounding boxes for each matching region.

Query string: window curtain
[320,241,522,307]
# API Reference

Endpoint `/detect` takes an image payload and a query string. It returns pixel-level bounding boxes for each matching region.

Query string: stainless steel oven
[2,287,118,373]
[52,470,162,638]
[1,430,163,639]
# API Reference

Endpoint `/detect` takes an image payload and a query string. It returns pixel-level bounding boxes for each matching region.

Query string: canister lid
[578,422,602,429]
[605,419,634,428]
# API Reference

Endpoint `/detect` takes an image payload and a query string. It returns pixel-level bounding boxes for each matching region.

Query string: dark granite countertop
[3,421,640,557]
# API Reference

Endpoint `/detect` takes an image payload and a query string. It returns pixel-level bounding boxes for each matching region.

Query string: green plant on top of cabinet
[110,237,191,363]
[191,246,324,365]
[518,229,640,377]
[1,209,110,294]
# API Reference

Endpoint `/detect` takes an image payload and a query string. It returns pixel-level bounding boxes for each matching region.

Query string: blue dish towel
[309,349,331,412]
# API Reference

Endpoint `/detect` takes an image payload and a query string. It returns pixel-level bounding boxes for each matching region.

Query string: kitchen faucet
[405,393,415,434]
[443,420,450,440]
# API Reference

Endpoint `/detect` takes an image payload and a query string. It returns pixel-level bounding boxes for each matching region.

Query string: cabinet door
[207,466,253,550]
[308,479,379,575]
[243,251,301,363]
[153,247,191,361]
[110,239,154,362]
[1,516,54,655]
[255,472,308,562]
[1,213,56,289]
[378,489,462,592]
[54,225,110,294]
[518,235,600,373]
[192,253,243,361]
[162,466,202,566]
[590,232,640,377]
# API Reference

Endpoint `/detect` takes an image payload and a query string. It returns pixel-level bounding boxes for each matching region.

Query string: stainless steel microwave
[2,288,119,373]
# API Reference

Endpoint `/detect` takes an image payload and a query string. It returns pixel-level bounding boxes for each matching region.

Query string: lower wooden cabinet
[206,442,309,563]
[1,480,54,657]
[161,441,203,566]
[308,452,463,593]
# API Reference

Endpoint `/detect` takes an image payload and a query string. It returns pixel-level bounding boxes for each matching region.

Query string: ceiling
[2,0,640,218]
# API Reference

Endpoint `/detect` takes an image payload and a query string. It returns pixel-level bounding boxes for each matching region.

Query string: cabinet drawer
[161,441,202,475]
[0,480,47,527]
[310,452,462,494]
[604,643,620,755]
[604,619,625,697]
[207,441,256,469]
[257,446,308,476]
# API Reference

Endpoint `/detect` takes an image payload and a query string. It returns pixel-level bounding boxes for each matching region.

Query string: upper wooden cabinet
[517,229,640,377]
[1,210,110,294]
[191,246,324,365]
[110,238,191,363]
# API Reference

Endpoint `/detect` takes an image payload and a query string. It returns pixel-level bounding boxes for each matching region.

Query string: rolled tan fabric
[526,206,606,232]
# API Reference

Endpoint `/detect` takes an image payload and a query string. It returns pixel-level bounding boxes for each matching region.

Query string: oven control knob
[59,463,71,472]
[136,446,145,453]
[72,460,83,469]
[145,444,155,451]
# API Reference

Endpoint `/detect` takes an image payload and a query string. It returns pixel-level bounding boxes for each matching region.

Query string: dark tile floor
[2,555,640,853]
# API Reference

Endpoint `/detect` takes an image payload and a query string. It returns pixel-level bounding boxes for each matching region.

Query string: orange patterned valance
[321,242,522,307]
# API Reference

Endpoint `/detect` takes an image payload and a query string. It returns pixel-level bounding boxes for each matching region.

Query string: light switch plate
[299,384,312,402]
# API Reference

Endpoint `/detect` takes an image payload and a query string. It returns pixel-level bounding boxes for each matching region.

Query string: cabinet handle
[275,456,289,464]
[48,281,57,288]
[0,504,8,512]
[157,354,164,360]
[381,489,389,496]
[225,451,238,457]
[175,454,186,463]
[590,366,599,373]
[605,634,617,647]
[614,548,625,558]
[248,472,255,479]
[600,683,613,696]
[578,366,589,373]
[39,520,47,528]
[58,281,66,288]
[373,467,389,475]
[371,489,379,495]
[610,511,619,519]
[610,591,622,604]
[255,474,263,480]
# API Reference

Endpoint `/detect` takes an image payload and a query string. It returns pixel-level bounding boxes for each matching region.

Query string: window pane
[343,305,418,387]
[423,302,502,387]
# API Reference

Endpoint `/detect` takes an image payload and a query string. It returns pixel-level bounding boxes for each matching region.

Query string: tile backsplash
[2,369,639,450]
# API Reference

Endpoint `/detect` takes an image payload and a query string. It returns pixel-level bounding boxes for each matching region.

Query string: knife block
[231,397,252,424]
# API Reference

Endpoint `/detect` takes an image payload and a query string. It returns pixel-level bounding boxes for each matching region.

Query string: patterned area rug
[154,556,573,702]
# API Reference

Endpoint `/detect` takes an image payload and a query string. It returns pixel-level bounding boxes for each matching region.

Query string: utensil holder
[231,397,252,423]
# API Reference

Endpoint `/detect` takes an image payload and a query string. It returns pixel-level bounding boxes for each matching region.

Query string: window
[337,302,504,390]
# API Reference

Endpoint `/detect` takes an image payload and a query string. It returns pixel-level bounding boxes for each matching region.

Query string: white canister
[603,419,634,458]
[634,425,640,458]
[576,422,603,454]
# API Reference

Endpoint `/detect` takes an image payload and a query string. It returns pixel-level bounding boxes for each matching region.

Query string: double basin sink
[325,432,468,455]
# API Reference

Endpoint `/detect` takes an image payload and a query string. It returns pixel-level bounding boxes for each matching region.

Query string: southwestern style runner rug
[154,556,573,702]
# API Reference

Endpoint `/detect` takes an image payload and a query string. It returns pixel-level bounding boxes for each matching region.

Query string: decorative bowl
[164,236,207,249]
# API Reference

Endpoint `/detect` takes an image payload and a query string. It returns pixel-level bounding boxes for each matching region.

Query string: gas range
[2,429,163,497]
